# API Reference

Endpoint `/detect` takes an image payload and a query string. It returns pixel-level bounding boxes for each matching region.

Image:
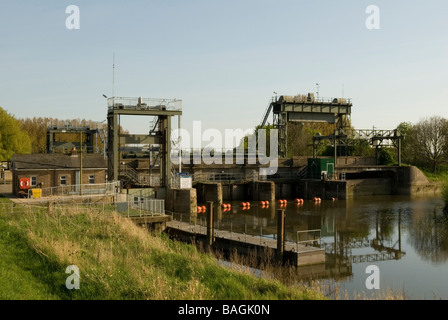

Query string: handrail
[296,229,322,252]
[107,97,182,111]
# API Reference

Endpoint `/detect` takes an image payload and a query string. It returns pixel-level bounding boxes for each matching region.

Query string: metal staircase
[259,97,275,128]
[119,164,141,187]
[170,133,181,187]
[149,117,160,136]
[297,166,308,179]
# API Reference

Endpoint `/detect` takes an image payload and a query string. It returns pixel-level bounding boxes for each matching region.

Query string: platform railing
[107,97,182,111]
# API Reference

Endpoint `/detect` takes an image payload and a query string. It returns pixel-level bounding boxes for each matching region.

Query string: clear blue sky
[1,0,447,138]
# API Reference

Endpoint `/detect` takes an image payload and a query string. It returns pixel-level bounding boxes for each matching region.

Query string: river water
[196,195,448,300]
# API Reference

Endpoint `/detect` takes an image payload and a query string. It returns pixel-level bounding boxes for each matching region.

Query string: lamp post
[80,132,83,196]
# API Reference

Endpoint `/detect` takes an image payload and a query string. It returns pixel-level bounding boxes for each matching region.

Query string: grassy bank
[0,197,325,300]
[421,168,448,182]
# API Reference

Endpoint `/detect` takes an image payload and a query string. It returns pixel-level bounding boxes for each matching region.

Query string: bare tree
[409,116,448,173]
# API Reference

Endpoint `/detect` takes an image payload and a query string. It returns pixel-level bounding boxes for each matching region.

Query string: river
[194,195,448,300]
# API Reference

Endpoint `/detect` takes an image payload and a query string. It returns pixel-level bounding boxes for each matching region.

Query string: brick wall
[12,169,106,196]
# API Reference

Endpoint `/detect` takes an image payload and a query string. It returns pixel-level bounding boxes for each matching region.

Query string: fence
[46,199,165,217]
[0,198,165,217]
[120,195,165,216]
[191,172,259,183]
[27,181,121,198]
[0,202,46,215]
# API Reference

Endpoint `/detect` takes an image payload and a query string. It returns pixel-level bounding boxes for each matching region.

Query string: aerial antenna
[112,52,115,98]
[342,83,344,98]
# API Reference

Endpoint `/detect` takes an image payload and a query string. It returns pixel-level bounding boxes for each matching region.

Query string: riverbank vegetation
[0,196,325,300]
[398,117,448,175]
[442,178,448,215]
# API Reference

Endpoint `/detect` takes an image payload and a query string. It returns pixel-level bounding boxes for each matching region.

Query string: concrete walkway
[0,184,14,198]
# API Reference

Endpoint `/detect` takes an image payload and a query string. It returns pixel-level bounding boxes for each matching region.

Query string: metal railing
[107,97,182,111]
[120,165,140,183]
[280,95,352,105]
[1,198,165,217]
[116,197,165,216]
[297,166,308,179]
[26,181,120,198]
[168,212,323,252]
[191,172,259,183]
[296,229,322,252]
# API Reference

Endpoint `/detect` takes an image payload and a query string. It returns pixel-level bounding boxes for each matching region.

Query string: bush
[378,148,396,165]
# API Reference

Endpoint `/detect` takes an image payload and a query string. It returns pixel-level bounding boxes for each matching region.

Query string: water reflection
[408,207,448,265]
[192,195,448,298]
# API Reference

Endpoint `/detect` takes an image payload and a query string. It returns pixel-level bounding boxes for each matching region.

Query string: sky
[1,0,448,145]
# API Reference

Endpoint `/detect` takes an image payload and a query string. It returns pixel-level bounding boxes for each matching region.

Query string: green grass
[441,178,448,203]
[0,197,325,300]
[420,168,448,182]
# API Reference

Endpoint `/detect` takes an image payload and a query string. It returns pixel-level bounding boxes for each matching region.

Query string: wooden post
[276,208,286,264]
[48,201,54,214]
[206,201,214,248]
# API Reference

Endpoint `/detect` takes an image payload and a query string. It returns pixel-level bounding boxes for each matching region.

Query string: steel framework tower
[267,93,352,158]
[106,97,182,188]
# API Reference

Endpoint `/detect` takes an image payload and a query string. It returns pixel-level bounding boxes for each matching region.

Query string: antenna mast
[112,52,115,98]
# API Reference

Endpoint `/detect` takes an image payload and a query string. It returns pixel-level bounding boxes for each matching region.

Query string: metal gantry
[313,127,403,165]
[106,97,182,188]
[265,93,352,158]
[46,125,99,154]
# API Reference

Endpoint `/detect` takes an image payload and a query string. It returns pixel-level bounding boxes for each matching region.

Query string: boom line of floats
[197,196,337,213]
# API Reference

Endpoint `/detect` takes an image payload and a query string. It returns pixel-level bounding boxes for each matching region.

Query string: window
[89,175,95,184]
[31,176,37,187]
[60,175,67,186]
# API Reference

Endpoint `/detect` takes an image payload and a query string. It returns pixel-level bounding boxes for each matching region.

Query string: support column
[276,208,286,264]
[159,116,172,188]
[107,113,119,181]
[206,201,214,248]
[333,134,337,167]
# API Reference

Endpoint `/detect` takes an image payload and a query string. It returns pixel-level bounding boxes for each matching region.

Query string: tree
[396,121,414,165]
[19,117,48,153]
[0,107,32,161]
[377,148,396,165]
[408,116,448,173]
[19,117,110,155]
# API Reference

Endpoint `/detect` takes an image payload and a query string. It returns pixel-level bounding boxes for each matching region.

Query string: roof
[11,153,107,170]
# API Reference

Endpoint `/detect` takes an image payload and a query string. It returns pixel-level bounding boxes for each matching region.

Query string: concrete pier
[127,214,172,233]
[196,182,223,207]
[165,188,197,214]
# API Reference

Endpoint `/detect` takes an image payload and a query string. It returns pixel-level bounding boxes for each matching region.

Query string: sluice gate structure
[106,97,182,189]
